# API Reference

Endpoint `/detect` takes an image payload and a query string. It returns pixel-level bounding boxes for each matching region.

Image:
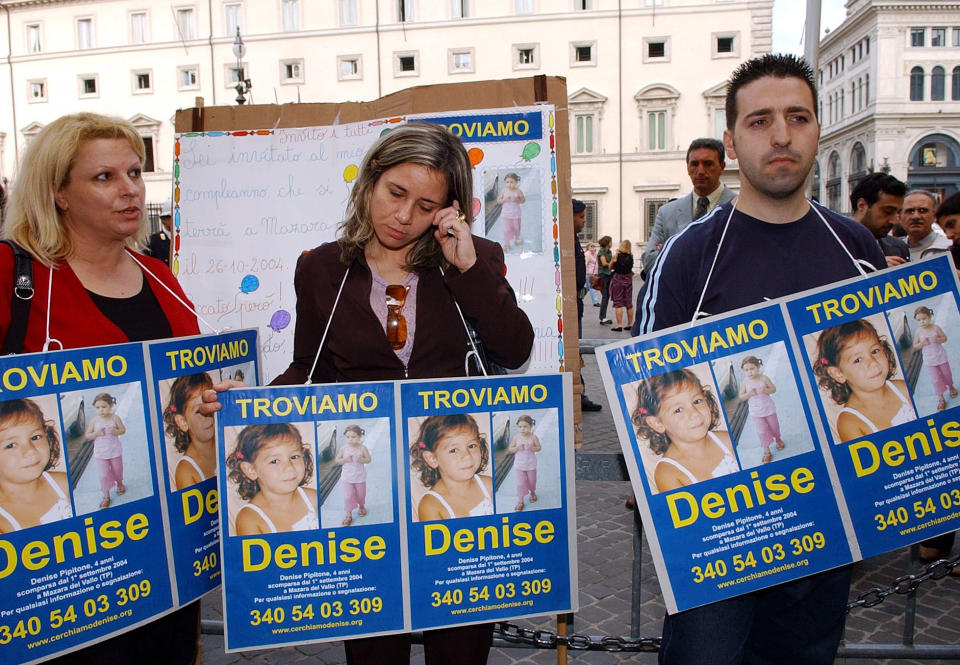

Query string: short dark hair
[848,173,907,209]
[686,138,725,164]
[936,191,960,219]
[572,199,586,214]
[726,54,818,130]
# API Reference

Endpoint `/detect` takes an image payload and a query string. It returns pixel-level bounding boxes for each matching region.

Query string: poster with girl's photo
[621,362,739,495]
[214,381,405,651]
[801,312,915,444]
[492,407,563,514]
[145,329,260,605]
[401,373,577,632]
[317,417,394,529]
[483,166,543,254]
[785,255,960,558]
[712,343,816,469]
[0,343,176,664]
[599,302,853,614]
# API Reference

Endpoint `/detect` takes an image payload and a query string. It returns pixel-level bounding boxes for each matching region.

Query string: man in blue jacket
[634,54,885,665]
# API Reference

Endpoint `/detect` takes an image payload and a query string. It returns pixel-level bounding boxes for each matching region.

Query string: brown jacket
[271,237,533,385]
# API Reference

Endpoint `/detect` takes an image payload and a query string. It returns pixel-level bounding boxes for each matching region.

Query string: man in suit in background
[641,137,736,274]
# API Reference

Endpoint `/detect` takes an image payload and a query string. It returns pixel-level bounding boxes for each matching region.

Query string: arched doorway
[907,133,960,199]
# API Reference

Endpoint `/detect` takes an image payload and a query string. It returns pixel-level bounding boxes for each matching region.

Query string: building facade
[0,0,772,243]
[816,0,960,212]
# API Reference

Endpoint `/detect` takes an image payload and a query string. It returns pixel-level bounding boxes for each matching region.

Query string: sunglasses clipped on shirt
[385,284,409,350]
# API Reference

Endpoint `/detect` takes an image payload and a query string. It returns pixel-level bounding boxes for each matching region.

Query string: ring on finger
[455,211,467,225]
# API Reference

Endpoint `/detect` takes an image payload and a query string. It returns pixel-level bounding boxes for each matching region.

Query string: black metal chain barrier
[489,555,959,652]
[494,622,661,652]
[846,555,958,611]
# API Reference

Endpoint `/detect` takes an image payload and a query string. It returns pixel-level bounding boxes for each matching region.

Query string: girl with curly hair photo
[410,414,493,521]
[227,423,318,535]
[813,318,915,442]
[631,368,738,492]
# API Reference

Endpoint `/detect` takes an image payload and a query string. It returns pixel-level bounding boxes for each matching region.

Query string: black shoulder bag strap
[1,240,35,355]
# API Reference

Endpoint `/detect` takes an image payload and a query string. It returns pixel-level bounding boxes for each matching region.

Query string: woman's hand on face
[433,200,477,272]
[198,379,247,416]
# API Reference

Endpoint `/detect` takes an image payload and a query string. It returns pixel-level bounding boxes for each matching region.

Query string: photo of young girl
[809,314,916,443]
[65,382,153,515]
[409,413,494,521]
[624,364,740,494]
[225,422,319,536]
[0,397,73,532]
[224,423,320,536]
[491,408,563,514]
[482,167,543,255]
[85,392,127,509]
[885,294,960,418]
[316,418,394,529]
[161,373,216,492]
[497,172,526,252]
[714,344,816,469]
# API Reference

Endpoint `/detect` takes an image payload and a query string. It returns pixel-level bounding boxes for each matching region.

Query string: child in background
[631,369,738,492]
[85,392,126,509]
[814,319,915,441]
[913,305,958,411]
[507,415,541,511]
[0,399,72,531]
[412,414,493,520]
[334,424,372,526]
[228,423,319,535]
[497,172,526,252]
[163,373,216,490]
[738,356,786,463]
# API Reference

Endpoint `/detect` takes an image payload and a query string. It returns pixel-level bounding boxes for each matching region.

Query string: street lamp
[232,27,252,105]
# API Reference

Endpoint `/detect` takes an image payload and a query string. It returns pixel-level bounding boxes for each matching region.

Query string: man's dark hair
[685,138,725,164]
[936,191,960,219]
[725,53,818,130]
[572,199,586,214]
[848,173,906,209]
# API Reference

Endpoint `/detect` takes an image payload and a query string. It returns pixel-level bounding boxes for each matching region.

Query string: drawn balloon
[343,164,358,183]
[468,147,484,167]
[472,197,482,216]
[269,309,291,332]
[240,274,259,294]
[521,142,541,161]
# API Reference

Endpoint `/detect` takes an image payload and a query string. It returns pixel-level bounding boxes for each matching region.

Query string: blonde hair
[337,122,473,271]
[618,239,632,253]
[2,113,147,267]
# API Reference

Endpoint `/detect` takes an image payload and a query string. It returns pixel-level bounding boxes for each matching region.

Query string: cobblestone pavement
[200,276,959,664]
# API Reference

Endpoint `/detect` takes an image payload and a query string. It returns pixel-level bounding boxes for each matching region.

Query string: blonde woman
[0,113,201,663]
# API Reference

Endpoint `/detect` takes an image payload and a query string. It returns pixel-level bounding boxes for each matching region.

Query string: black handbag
[1,240,34,355]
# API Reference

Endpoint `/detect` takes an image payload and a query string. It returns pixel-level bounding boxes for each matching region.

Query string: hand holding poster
[214,373,576,651]
[599,256,960,613]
